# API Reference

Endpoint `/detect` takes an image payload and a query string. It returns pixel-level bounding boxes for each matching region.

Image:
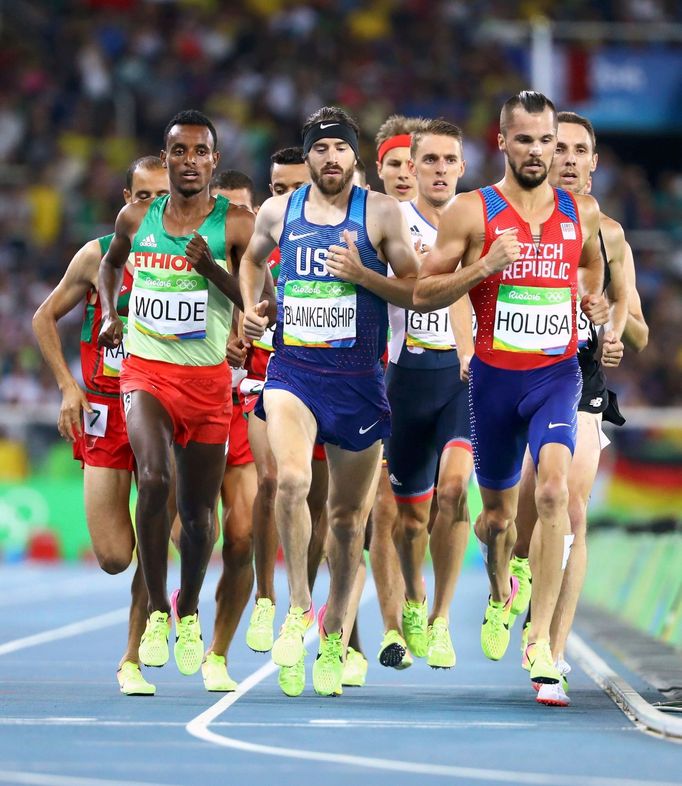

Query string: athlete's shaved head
[125,156,165,191]
[500,91,557,137]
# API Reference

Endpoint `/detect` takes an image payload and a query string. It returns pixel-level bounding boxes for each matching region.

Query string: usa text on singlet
[274,184,388,373]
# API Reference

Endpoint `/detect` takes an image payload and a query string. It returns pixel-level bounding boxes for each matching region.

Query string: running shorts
[386,363,471,501]
[227,393,254,466]
[72,391,134,472]
[256,356,391,452]
[469,354,581,490]
[120,355,232,447]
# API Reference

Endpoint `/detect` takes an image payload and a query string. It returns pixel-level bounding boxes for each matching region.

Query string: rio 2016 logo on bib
[493,284,572,355]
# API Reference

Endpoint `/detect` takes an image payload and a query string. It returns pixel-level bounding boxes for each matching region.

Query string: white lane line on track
[186,592,669,786]
[0,774,173,786]
[0,576,122,608]
[0,608,128,656]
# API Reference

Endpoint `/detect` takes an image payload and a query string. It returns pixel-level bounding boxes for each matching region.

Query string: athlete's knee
[329,515,365,545]
[535,476,569,517]
[276,466,311,508]
[435,477,469,520]
[257,466,278,503]
[222,529,254,566]
[481,505,514,536]
[96,548,133,575]
[567,495,588,537]
[136,465,172,508]
[398,506,428,542]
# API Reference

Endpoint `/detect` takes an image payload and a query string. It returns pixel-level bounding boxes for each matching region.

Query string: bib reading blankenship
[127,195,232,366]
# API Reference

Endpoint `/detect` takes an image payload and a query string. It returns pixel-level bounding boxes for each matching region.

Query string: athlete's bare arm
[598,213,629,367]
[327,192,418,308]
[184,203,254,312]
[32,239,101,441]
[414,192,520,312]
[449,297,475,381]
[620,241,648,352]
[98,201,149,349]
[576,194,609,326]
[239,195,285,343]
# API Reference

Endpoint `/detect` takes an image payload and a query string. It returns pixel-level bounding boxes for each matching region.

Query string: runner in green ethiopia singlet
[127,194,233,366]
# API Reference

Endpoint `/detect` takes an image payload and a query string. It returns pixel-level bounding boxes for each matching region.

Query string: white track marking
[186,589,672,786]
[0,607,128,656]
[0,576,124,608]
[0,774,173,786]
[568,631,682,739]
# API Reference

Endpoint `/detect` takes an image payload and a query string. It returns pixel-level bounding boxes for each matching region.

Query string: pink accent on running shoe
[170,588,180,621]
[317,603,327,636]
[504,575,519,610]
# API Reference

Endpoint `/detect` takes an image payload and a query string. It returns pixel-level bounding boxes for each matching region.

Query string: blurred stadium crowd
[1,0,680,411]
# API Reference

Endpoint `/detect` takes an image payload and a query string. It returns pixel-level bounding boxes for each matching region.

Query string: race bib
[253,323,275,351]
[406,307,455,352]
[493,284,572,355]
[132,270,208,340]
[282,280,356,348]
[84,403,108,438]
[102,316,129,377]
[576,299,591,349]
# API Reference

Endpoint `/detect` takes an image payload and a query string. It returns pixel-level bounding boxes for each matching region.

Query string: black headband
[302,121,360,159]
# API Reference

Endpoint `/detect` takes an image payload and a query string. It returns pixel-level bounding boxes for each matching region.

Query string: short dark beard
[310,164,354,196]
[508,154,548,189]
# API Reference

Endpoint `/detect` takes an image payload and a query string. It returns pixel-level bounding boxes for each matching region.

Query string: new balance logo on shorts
[589,397,603,407]
[139,233,157,248]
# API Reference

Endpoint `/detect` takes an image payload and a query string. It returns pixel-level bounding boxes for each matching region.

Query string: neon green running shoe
[138,611,170,668]
[201,652,237,692]
[402,597,428,658]
[171,589,204,676]
[509,556,532,619]
[342,646,368,687]
[377,629,407,668]
[480,576,519,661]
[117,661,155,696]
[278,650,306,697]
[525,639,560,685]
[313,633,344,697]
[245,598,275,653]
[521,621,532,670]
[426,617,456,669]
[272,605,314,667]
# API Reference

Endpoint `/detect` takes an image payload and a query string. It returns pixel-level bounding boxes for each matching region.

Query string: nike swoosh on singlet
[288,231,317,241]
[495,227,513,235]
[319,123,339,129]
[548,422,571,429]
[358,420,381,435]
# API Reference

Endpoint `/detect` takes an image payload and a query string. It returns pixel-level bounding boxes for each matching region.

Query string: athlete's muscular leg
[263,389,318,611]
[551,413,601,660]
[248,412,278,602]
[528,442,572,645]
[119,558,148,667]
[173,441,227,618]
[209,462,257,656]
[395,496,430,603]
[125,391,175,614]
[83,466,135,573]
[323,441,383,633]
[474,485,519,603]
[429,446,473,622]
[307,457,330,589]
[512,449,537,561]
[369,465,404,632]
